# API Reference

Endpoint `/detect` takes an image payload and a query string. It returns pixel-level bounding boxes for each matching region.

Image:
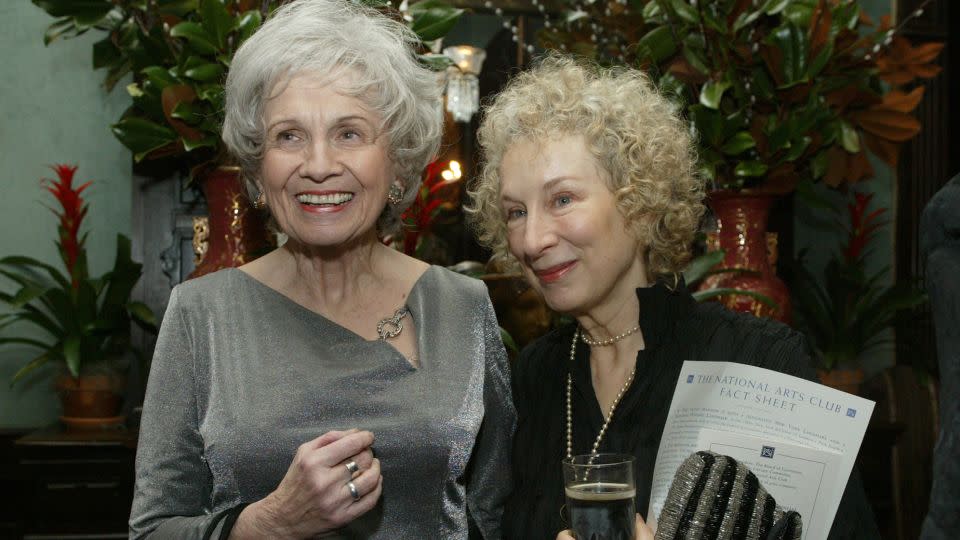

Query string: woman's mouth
[295,192,354,212]
[534,261,576,284]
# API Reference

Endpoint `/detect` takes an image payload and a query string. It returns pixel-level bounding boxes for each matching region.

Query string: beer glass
[562,453,636,540]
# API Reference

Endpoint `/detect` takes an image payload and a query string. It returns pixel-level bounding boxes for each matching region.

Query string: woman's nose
[522,211,558,257]
[299,138,342,181]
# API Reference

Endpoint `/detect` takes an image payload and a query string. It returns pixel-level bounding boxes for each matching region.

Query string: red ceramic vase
[700,190,791,323]
[188,167,273,279]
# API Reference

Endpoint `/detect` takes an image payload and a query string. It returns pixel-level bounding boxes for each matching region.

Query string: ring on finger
[345,460,359,475]
[347,481,361,501]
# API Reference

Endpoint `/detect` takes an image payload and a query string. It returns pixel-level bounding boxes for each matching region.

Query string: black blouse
[503,280,880,539]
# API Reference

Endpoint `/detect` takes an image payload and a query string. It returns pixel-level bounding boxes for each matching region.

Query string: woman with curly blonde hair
[470,55,878,540]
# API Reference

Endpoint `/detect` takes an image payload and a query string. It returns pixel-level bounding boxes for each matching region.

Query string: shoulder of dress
[424,266,490,301]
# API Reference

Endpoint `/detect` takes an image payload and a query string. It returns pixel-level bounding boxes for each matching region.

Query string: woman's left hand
[556,513,654,540]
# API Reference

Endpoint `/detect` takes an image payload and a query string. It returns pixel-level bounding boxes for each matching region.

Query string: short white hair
[222,0,443,235]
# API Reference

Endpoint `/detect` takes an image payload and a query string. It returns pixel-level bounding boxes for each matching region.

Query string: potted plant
[32,0,463,275]
[0,165,156,427]
[537,0,942,321]
[789,190,926,393]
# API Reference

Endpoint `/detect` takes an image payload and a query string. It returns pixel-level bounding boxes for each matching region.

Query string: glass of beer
[562,453,636,540]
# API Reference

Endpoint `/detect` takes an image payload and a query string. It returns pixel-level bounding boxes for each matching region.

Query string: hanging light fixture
[443,45,486,123]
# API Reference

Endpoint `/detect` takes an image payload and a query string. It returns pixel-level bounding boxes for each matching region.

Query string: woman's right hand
[232,429,382,539]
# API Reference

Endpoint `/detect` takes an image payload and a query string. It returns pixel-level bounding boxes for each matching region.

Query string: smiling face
[259,71,396,250]
[499,135,648,316]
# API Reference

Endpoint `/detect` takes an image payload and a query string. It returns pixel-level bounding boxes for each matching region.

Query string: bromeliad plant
[539,0,943,193]
[790,191,926,370]
[0,165,156,384]
[33,0,463,178]
[398,159,464,264]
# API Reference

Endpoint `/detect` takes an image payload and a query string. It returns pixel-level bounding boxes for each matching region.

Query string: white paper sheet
[647,361,874,539]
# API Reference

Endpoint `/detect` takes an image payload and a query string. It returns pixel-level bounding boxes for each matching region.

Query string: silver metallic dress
[129,266,515,539]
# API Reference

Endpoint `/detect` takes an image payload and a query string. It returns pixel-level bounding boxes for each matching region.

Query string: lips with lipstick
[533,261,577,284]
[295,191,354,210]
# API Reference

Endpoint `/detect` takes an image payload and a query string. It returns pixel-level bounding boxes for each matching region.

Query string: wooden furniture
[14,426,137,539]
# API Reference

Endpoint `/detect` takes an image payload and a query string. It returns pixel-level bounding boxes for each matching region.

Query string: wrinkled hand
[556,514,654,540]
[237,429,382,539]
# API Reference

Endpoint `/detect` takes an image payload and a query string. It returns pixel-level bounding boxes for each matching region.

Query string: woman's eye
[277,131,300,144]
[555,195,573,207]
[340,129,362,141]
[506,208,526,221]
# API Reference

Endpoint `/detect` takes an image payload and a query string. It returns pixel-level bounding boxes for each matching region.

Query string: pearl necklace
[566,327,637,459]
[580,324,642,347]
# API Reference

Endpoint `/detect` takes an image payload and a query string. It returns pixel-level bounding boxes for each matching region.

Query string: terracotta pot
[817,368,865,396]
[56,374,125,418]
[700,190,792,323]
[189,166,274,279]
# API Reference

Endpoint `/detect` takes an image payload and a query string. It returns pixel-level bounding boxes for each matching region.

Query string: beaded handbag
[655,451,803,540]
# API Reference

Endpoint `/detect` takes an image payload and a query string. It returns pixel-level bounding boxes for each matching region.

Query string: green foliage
[539,0,941,193]
[33,0,463,178]
[789,192,926,370]
[682,249,778,309]
[0,236,157,384]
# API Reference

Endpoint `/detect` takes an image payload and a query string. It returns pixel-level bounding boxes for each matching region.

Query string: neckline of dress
[228,266,436,369]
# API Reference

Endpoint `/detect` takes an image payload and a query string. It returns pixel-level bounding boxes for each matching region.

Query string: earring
[252,190,266,210]
[387,184,403,205]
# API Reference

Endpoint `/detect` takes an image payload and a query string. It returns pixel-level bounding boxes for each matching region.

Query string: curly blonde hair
[467,54,705,278]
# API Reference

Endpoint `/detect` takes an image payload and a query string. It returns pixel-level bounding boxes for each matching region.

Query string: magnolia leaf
[681,42,710,76]
[635,26,676,63]
[183,61,224,82]
[808,43,832,78]
[409,0,463,42]
[142,66,178,89]
[768,23,807,85]
[641,0,662,20]
[200,0,235,50]
[700,79,731,110]
[732,10,761,33]
[690,105,723,146]
[668,0,699,24]
[734,160,768,177]
[784,135,813,161]
[170,21,218,55]
[881,88,924,113]
[32,0,113,20]
[419,53,454,71]
[111,117,178,162]
[43,17,80,45]
[721,132,756,155]
[840,121,861,153]
[182,135,218,151]
[760,0,791,15]
[158,0,199,16]
[237,10,263,43]
[11,352,53,386]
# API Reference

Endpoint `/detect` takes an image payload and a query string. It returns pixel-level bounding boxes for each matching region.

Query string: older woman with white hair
[128,1,514,538]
